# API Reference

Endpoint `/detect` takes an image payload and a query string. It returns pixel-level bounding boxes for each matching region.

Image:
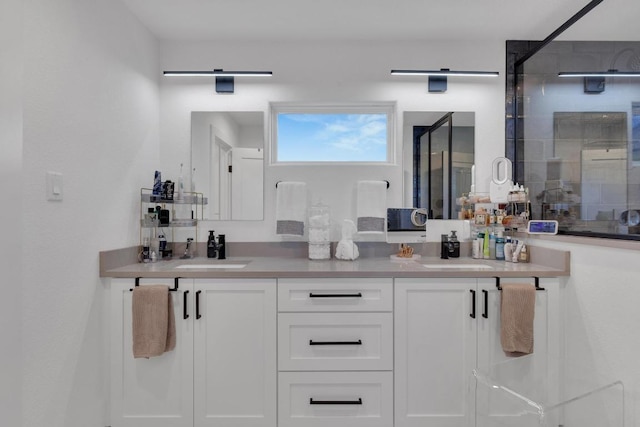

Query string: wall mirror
[404,112,475,219]
[191,111,264,220]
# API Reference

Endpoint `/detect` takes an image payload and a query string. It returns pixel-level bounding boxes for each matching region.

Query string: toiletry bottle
[519,243,529,263]
[504,237,513,262]
[477,232,485,259]
[483,231,490,259]
[207,230,217,258]
[440,235,449,259]
[217,234,226,260]
[472,238,480,259]
[448,230,460,258]
[142,237,150,263]
[495,236,505,260]
[489,232,496,259]
[158,233,167,258]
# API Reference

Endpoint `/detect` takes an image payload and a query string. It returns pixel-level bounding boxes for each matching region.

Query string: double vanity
[101,247,569,427]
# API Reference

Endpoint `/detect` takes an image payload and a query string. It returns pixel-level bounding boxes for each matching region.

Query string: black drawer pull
[309,339,363,346]
[470,289,476,319]
[482,289,488,319]
[309,293,363,298]
[196,290,202,319]
[309,398,363,405]
[183,290,190,320]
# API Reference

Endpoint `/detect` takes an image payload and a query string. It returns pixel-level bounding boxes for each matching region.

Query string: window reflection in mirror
[405,112,475,219]
[191,112,264,221]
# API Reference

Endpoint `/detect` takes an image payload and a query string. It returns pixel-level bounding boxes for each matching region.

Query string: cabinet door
[395,278,477,427]
[476,278,558,427]
[193,279,277,427]
[110,278,194,427]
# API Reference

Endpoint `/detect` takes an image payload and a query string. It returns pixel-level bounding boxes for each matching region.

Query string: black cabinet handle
[482,289,488,319]
[196,290,202,319]
[309,339,362,346]
[309,398,363,405]
[183,290,189,320]
[309,292,362,298]
[470,289,476,319]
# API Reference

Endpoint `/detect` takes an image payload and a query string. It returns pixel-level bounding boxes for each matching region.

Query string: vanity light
[390,68,499,93]
[558,69,640,94]
[163,69,273,93]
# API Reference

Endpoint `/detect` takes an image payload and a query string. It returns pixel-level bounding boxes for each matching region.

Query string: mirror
[191,112,264,220]
[404,112,475,219]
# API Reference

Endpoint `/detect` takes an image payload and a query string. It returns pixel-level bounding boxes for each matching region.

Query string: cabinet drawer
[278,313,392,371]
[277,278,392,312]
[278,371,393,427]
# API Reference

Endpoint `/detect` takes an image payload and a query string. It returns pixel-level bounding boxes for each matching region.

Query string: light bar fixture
[391,68,499,92]
[558,69,640,94]
[163,69,273,93]
[558,70,640,78]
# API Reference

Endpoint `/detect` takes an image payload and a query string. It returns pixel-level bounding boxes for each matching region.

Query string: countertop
[102,255,569,279]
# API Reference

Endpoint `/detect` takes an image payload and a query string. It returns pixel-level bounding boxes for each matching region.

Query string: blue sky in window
[277,113,388,161]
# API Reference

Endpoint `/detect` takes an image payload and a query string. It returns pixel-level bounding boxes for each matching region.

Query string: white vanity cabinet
[109,278,277,427]
[394,277,559,427]
[277,278,394,427]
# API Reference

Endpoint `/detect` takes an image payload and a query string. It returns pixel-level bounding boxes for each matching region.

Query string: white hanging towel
[276,182,307,236]
[356,180,387,233]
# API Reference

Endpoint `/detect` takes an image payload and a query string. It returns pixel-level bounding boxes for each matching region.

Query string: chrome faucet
[181,237,194,259]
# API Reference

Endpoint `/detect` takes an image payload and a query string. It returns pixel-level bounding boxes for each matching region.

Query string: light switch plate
[46,171,63,201]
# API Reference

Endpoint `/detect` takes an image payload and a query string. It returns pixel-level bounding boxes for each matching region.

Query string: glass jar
[308,204,331,260]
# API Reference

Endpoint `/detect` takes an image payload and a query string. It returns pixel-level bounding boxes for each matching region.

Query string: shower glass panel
[512,40,640,238]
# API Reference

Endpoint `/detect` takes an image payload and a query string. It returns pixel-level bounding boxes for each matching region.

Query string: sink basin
[175,263,248,269]
[422,263,493,270]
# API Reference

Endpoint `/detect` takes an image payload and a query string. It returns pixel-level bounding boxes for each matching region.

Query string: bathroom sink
[175,263,248,269]
[422,263,493,270]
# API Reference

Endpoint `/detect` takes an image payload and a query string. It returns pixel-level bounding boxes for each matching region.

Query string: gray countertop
[102,255,568,279]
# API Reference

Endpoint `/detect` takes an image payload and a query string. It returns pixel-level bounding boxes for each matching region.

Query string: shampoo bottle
[207,230,217,258]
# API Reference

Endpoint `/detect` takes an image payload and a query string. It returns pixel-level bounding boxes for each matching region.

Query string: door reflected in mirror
[191,112,264,220]
[404,112,475,219]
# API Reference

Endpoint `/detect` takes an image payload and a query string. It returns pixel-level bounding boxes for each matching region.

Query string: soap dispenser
[207,230,217,258]
[448,230,460,258]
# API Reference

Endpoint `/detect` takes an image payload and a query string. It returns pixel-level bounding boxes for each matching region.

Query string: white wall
[160,40,505,242]
[0,0,23,425]
[21,0,159,426]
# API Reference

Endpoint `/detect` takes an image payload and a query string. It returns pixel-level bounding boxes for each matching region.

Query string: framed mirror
[191,111,264,220]
[404,112,475,219]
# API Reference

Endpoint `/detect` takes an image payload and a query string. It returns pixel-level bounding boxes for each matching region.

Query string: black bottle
[448,230,460,258]
[217,234,226,260]
[207,230,217,258]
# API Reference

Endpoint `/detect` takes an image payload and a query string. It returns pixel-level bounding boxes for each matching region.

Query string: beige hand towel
[500,283,535,356]
[132,285,176,358]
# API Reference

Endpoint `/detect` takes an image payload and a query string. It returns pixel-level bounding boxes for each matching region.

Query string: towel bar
[129,277,180,292]
[495,277,545,291]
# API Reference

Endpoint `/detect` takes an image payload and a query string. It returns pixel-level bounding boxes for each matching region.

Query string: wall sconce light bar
[391,68,499,93]
[163,69,273,93]
[390,69,499,77]
[163,70,273,77]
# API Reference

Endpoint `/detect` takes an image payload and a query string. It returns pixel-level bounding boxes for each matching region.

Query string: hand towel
[500,283,536,356]
[356,180,387,233]
[132,285,176,358]
[276,182,307,236]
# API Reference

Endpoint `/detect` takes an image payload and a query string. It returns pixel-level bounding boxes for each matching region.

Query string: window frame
[269,102,396,165]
